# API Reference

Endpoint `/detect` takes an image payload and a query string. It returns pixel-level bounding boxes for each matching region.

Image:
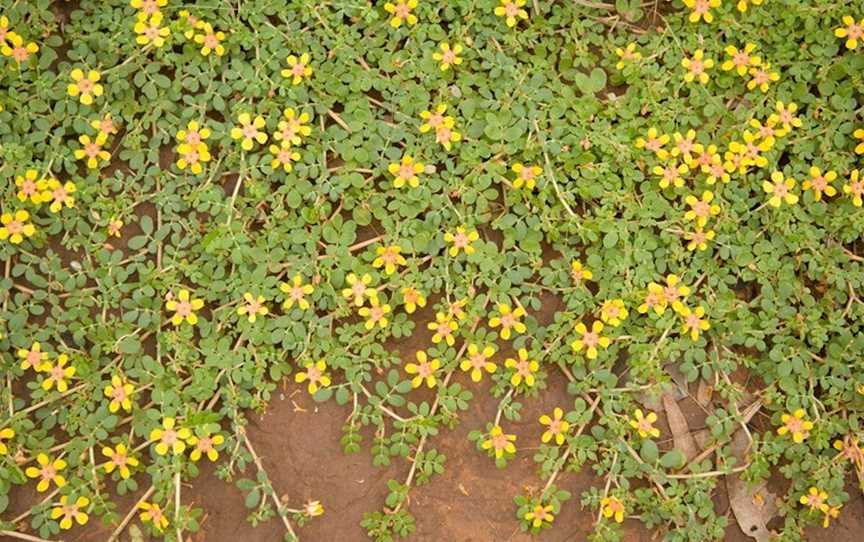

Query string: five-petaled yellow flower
[682,49,714,84]
[629,409,660,439]
[274,108,313,146]
[722,43,761,76]
[269,142,301,172]
[281,53,313,85]
[482,425,517,458]
[460,343,497,382]
[280,275,315,310]
[51,495,90,530]
[432,42,463,71]
[166,289,205,326]
[489,302,527,340]
[844,169,863,207]
[802,167,838,201]
[653,161,689,189]
[188,430,225,462]
[150,417,191,456]
[601,496,626,523]
[504,348,539,387]
[0,428,15,456]
[342,273,377,306]
[193,22,226,56]
[42,179,76,213]
[615,43,641,70]
[638,281,667,316]
[835,15,864,50]
[18,342,48,371]
[230,113,268,151]
[25,453,67,492]
[571,321,611,360]
[358,298,391,329]
[104,375,135,413]
[388,155,424,188]
[635,127,670,160]
[428,311,458,346]
[176,120,211,150]
[67,69,103,105]
[511,163,542,190]
[570,259,593,284]
[0,210,36,245]
[444,226,479,257]
[495,0,529,28]
[539,407,570,445]
[679,305,710,340]
[102,443,139,479]
[373,245,407,275]
[661,274,690,314]
[683,0,721,23]
[176,143,211,174]
[406,350,440,388]
[295,359,332,394]
[777,408,814,443]
[15,169,47,204]
[684,190,720,228]
[237,292,269,323]
[685,228,715,251]
[400,286,426,313]
[524,503,554,528]
[134,12,170,48]
[40,354,75,392]
[139,501,170,532]
[763,171,798,207]
[74,133,111,169]
[384,0,419,28]
[600,299,628,327]
[1,33,39,66]
[747,63,779,93]
[800,487,829,513]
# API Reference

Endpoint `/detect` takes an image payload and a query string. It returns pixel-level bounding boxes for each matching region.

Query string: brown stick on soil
[0,531,56,542]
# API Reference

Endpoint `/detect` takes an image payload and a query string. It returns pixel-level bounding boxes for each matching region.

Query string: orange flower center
[688,59,704,74]
[175,300,193,317]
[6,220,23,235]
[12,46,30,62]
[20,179,37,195]
[581,330,599,348]
[78,79,94,93]
[204,34,219,48]
[291,63,307,77]
[733,51,750,66]
[84,143,101,158]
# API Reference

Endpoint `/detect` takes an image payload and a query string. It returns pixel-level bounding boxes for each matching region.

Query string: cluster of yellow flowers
[0,15,39,68]
[381,0,529,29]
[175,120,212,174]
[419,104,462,151]
[677,41,779,92]
[4,166,77,245]
[227,108,312,174]
[682,0,766,23]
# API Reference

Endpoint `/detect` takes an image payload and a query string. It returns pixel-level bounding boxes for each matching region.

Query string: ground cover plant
[1,0,864,540]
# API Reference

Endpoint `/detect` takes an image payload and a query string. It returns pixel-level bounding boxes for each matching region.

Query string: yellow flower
[51,495,90,530]
[524,503,554,528]
[67,69,103,105]
[629,409,660,439]
[638,282,667,316]
[341,273,377,306]
[488,302,527,340]
[130,0,167,15]
[166,289,204,326]
[635,127,670,160]
[269,142,301,172]
[684,190,720,228]
[447,298,468,321]
[176,120,211,150]
[373,245,407,275]
[822,505,842,529]
[25,453,67,492]
[280,275,315,310]
[419,104,453,133]
[777,408,814,443]
[481,425,517,458]
[721,43,761,76]
[230,113,268,151]
[274,108,312,146]
[735,0,763,11]
[682,49,714,84]
[844,169,864,207]
[670,129,697,161]
[295,360,332,394]
[40,354,75,392]
[570,259,593,284]
[149,417,192,456]
[683,0,721,23]
[432,42,463,71]
[679,305,710,340]
[600,299,628,327]
[388,155,424,188]
[748,118,781,147]
[704,158,731,185]
[358,298,391,329]
[193,22,226,56]
[614,42,641,70]
[854,127,864,154]
[444,226,479,257]
[236,292,269,323]
[102,443,139,479]
[383,0,419,27]
[494,0,529,28]
[539,407,570,445]
[0,32,38,65]
[405,350,441,388]
[511,163,542,190]
[304,500,325,517]
[18,342,48,371]
[763,171,798,208]
[685,228,715,251]
[74,133,111,169]
[15,169,47,204]
[103,375,135,413]
[802,167,838,201]
[0,428,15,456]
[41,179,76,213]
[176,142,211,174]
[134,12,170,48]
[653,161,689,189]
[400,286,426,314]
[600,496,626,523]
[459,343,497,382]
[504,348,539,387]
[434,124,462,150]
[108,217,124,238]
[188,431,225,462]
[91,113,119,136]
[835,15,864,50]
[747,63,779,93]
[281,53,313,85]
[571,321,611,359]
[428,311,458,346]
[769,101,802,133]
[139,501,170,532]
[799,487,829,513]
[661,274,690,313]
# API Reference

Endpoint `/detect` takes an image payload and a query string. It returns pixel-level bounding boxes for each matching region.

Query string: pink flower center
[581,331,599,348]
[605,305,619,317]
[850,181,864,195]
[144,25,160,39]
[417,361,434,378]
[644,292,662,307]
[78,79,93,93]
[686,314,701,328]
[442,50,456,64]
[351,283,366,297]
[453,231,469,248]
[161,429,178,445]
[369,306,384,321]
[196,437,214,452]
[691,231,707,244]
[244,299,262,314]
[381,250,398,264]
[0,28,7,41]
[491,433,509,450]
[12,46,29,62]
[778,110,793,124]
[277,149,293,163]
[663,286,680,302]
[504,2,519,16]
[520,167,537,181]
[688,59,704,74]
[290,286,305,300]
[694,0,709,13]
[696,152,713,166]
[710,163,725,177]
[515,360,531,377]
[637,418,653,432]
[645,138,661,152]
[809,175,826,191]
[6,220,23,235]
[403,290,418,303]
[281,122,299,140]
[733,51,750,67]
[548,419,563,434]
[398,163,416,179]
[773,181,788,197]
[758,125,774,139]
[436,323,453,337]
[427,113,445,129]
[112,386,127,402]
[41,465,56,479]
[20,179,37,195]
[52,187,67,202]
[436,127,452,143]
[27,351,41,365]
[677,139,694,154]
[693,200,710,217]
[84,143,101,158]
[291,63,306,77]
[113,453,128,467]
[184,150,200,163]
[51,366,65,380]
[141,0,159,15]
[100,119,115,133]
[806,494,824,507]
[848,23,864,40]
[395,3,411,17]
[663,166,679,181]
[499,313,516,328]
[186,131,202,146]
[241,124,259,139]
[306,366,322,382]
[204,34,219,48]
[175,300,192,317]
[469,353,487,369]
[753,70,770,84]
